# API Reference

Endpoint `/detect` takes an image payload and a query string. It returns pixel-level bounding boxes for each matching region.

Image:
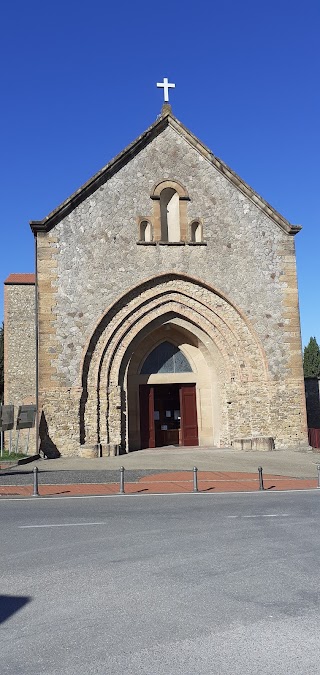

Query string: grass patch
[0,452,27,461]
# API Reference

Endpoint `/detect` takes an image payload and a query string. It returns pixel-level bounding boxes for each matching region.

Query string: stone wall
[4,277,36,454]
[35,122,308,454]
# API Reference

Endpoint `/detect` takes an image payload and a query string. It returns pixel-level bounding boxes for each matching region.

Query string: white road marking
[228,514,289,519]
[19,522,107,529]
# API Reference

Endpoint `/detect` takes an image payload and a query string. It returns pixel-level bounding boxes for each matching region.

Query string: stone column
[80,385,100,458]
[105,385,122,456]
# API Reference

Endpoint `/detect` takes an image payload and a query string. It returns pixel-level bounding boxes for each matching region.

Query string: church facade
[4,104,308,456]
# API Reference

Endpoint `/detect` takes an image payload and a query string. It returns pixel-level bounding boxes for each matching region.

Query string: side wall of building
[4,280,36,453]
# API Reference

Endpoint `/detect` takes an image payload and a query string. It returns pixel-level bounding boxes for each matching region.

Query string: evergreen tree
[303,336,320,377]
[0,322,3,402]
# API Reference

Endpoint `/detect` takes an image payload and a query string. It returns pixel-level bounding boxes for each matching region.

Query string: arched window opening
[140,220,153,242]
[141,341,193,374]
[160,188,180,242]
[190,220,202,243]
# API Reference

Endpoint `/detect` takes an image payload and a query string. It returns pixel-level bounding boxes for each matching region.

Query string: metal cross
[157,77,175,103]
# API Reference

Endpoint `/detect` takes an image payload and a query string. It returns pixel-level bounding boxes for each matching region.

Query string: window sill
[136,240,207,246]
[136,241,157,246]
[158,241,186,246]
[186,241,207,246]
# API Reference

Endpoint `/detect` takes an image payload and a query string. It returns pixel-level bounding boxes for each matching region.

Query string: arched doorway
[80,273,269,455]
[125,321,218,451]
[139,342,196,447]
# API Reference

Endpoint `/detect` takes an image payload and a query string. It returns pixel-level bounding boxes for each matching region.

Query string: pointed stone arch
[79,273,270,453]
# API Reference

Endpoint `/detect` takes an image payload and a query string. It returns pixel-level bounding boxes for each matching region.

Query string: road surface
[1,490,320,674]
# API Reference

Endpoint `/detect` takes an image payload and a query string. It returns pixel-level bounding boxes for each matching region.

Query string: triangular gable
[30,105,301,236]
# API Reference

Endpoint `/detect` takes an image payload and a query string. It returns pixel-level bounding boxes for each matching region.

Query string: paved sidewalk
[1,446,319,476]
[0,469,318,498]
[1,447,319,498]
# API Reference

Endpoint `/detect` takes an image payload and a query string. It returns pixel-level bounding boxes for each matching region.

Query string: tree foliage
[303,336,320,378]
[0,322,3,402]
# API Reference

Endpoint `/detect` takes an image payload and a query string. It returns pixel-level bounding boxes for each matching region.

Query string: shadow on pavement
[0,595,31,625]
[0,470,34,476]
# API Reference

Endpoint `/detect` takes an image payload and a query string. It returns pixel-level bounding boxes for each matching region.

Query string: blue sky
[1,0,319,346]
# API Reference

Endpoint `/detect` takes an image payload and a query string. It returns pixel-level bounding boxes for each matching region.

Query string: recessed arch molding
[79,273,270,453]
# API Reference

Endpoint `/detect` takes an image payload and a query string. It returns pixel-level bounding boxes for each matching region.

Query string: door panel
[154,384,180,447]
[180,384,198,446]
[139,385,155,449]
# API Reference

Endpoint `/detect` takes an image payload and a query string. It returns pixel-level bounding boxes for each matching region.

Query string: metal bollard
[32,466,40,497]
[258,466,264,491]
[193,466,198,493]
[119,466,125,494]
[317,465,320,489]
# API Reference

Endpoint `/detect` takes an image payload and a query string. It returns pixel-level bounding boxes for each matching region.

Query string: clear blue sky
[1,0,319,347]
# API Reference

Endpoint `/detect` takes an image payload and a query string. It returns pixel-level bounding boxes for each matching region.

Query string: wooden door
[180,384,198,446]
[139,385,155,449]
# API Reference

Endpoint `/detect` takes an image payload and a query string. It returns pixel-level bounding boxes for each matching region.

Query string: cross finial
[157,77,175,103]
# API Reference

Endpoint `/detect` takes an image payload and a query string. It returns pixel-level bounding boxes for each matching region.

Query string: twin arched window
[138,181,203,244]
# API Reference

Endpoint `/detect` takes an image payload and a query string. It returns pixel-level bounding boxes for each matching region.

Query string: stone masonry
[5,106,308,456]
[3,275,36,453]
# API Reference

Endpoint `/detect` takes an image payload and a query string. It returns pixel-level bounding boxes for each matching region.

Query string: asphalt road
[0,468,166,485]
[2,491,320,674]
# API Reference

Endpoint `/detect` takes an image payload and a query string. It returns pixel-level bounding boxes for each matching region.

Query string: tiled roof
[4,273,35,285]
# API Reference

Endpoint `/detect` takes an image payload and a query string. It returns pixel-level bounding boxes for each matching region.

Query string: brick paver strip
[0,471,317,497]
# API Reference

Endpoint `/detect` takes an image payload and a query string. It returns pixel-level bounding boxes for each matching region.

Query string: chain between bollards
[193,466,198,493]
[317,465,320,489]
[32,466,40,497]
[119,466,125,494]
[258,466,264,491]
